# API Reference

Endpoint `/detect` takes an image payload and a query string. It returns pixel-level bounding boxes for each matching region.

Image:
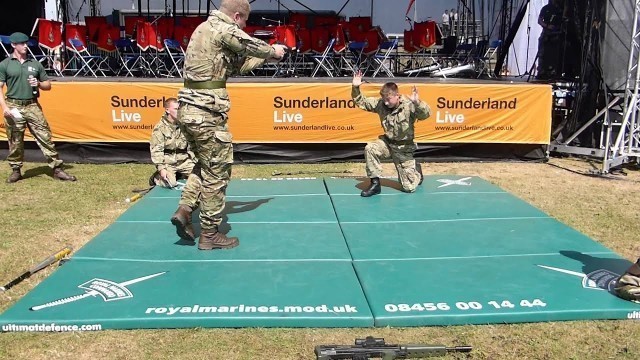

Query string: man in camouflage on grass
[150,97,200,241]
[170,0,286,250]
[351,70,430,197]
[615,258,640,303]
[0,32,76,183]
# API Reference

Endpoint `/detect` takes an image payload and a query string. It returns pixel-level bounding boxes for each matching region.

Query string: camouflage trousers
[154,157,201,210]
[176,103,232,231]
[3,101,63,169]
[364,137,421,192]
[614,260,640,302]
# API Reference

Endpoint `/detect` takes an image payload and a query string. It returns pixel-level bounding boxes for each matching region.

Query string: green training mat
[2,176,638,332]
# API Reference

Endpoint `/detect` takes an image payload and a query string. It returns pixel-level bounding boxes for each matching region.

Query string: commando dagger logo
[30,272,166,311]
[537,265,619,292]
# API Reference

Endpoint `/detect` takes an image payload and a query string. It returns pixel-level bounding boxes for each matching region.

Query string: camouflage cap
[9,32,29,44]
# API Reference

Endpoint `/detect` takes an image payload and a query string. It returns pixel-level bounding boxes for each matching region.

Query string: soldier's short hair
[164,97,178,108]
[221,0,250,17]
[380,82,399,97]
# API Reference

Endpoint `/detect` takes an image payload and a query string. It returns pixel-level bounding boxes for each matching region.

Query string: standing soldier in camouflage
[170,0,286,250]
[351,70,430,197]
[0,32,76,183]
[150,97,200,241]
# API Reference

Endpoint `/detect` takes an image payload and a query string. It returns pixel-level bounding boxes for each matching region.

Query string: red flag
[405,0,416,16]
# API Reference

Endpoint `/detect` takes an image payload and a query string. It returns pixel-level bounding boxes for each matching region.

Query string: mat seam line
[70,257,354,262]
[351,251,616,261]
[324,177,376,326]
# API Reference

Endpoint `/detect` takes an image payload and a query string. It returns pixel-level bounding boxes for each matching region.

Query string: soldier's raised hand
[353,70,363,87]
[409,85,420,103]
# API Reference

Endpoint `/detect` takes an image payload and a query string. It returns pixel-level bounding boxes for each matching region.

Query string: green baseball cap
[9,32,29,44]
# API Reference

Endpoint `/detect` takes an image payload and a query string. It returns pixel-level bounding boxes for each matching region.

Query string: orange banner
[0,82,552,144]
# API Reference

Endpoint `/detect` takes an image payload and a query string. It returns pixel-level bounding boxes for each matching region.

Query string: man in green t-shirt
[0,32,76,183]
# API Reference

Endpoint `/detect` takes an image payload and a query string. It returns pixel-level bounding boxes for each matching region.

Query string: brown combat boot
[170,205,195,242]
[198,230,239,251]
[6,168,22,183]
[53,167,77,181]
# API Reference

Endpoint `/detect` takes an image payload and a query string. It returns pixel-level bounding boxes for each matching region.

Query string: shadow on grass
[21,166,51,180]
[21,165,77,181]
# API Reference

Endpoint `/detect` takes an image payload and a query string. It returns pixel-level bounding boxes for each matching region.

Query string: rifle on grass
[315,336,472,359]
[0,247,72,291]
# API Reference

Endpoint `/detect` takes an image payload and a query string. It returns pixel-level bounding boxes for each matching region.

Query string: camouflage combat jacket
[178,10,276,116]
[150,114,194,171]
[352,85,431,144]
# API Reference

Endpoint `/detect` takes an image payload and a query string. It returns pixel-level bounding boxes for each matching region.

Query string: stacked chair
[29,18,64,76]
[403,21,443,77]
[5,13,494,79]
[15,14,205,78]
[64,23,98,77]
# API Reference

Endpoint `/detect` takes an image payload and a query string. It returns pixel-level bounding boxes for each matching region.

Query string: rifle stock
[315,337,471,359]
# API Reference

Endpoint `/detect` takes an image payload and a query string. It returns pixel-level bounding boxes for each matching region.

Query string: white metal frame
[601,0,640,172]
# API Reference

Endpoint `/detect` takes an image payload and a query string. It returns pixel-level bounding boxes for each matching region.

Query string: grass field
[0,158,639,360]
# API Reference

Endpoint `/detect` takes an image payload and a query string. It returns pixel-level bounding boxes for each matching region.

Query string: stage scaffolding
[550,0,640,174]
[604,0,640,172]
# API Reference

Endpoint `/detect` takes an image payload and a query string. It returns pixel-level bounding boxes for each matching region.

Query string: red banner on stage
[173,25,194,50]
[138,22,166,51]
[124,16,145,37]
[178,16,206,30]
[135,21,150,50]
[36,19,62,51]
[96,24,119,52]
[413,21,437,49]
[85,16,107,43]
[65,24,87,48]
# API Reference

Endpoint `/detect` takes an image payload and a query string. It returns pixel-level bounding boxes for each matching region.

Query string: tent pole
[472,0,476,41]
[337,0,350,17]
[291,0,318,14]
